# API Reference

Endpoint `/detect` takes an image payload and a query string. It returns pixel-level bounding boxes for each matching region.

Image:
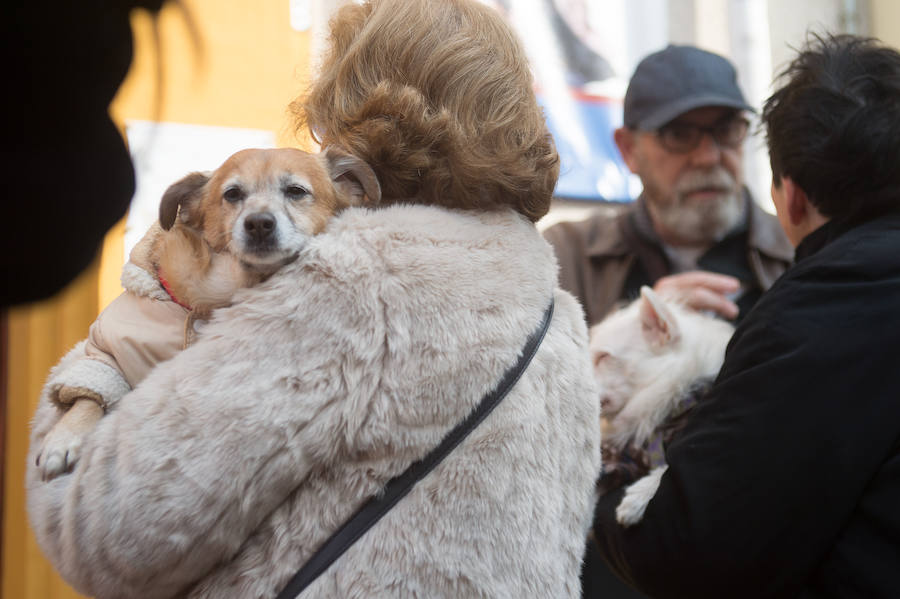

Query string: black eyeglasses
[655,116,750,153]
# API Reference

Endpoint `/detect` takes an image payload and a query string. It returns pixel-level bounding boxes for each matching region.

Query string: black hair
[762,33,900,223]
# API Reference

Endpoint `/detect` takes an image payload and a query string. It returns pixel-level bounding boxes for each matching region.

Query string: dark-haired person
[25,1,600,597]
[592,34,900,598]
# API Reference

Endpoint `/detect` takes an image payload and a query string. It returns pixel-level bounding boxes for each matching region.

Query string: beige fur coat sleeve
[26,205,601,599]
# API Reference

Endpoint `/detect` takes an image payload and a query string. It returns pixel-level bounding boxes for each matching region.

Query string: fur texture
[46,350,132,410]
[120,262,169,301]
[27,204,601,598]
[590,286,733,525]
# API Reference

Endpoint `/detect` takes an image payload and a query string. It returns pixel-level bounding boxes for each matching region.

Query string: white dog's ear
[159,171,209,230]
[639,286,680,348]
[322,145,382,206]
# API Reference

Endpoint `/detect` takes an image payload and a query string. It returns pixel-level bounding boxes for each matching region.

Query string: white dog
[591,286,734,526]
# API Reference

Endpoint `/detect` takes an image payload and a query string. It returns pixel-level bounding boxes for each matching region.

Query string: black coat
[593,212,900,598]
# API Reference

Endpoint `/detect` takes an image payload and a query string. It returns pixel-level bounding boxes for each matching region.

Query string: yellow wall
[113,0,313,141]
[2,2,311,597]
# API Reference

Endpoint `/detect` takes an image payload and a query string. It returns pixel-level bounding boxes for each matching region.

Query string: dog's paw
[36,399,104,480]
[37,426,87,480]
[615,465,667,527]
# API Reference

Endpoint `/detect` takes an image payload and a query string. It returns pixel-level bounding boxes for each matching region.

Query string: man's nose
[688,131,722,166]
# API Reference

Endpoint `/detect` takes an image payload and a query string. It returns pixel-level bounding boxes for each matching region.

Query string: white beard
[647,167,744,245]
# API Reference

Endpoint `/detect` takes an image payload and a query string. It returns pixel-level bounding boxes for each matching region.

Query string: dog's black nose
[244,212,276,241]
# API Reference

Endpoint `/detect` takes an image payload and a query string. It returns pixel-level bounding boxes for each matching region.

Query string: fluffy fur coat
[27,204,601,599]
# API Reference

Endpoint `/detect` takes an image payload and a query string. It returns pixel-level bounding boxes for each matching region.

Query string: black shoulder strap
[276,299,555,599]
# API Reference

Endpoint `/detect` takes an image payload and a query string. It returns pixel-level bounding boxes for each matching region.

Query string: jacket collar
[582,204,635,258]
[794,210,900,262]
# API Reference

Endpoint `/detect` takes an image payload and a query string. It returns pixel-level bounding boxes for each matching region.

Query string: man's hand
[653,271,741,320]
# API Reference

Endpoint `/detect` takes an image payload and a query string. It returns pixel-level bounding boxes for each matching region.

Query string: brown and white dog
[152,146,382,315]
[36,146,381,479]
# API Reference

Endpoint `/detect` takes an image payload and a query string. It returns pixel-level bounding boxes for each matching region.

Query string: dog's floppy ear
[322,145,382,206]
[639,286,680,348]
[159,171,209,230]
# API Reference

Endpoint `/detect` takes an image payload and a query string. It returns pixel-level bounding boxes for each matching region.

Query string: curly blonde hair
[291,0,559,222]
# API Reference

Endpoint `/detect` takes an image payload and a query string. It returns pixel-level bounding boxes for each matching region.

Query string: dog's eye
[223,187,245,203]
[284,185,310,200]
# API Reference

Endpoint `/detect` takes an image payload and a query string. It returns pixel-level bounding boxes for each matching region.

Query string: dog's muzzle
[237,211,304,275]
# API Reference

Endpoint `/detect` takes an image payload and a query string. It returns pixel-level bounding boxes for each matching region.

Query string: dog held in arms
[35,146,381,479]
[592,286,734,526]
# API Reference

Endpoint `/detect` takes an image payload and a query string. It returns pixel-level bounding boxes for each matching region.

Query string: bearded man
[545,44,792,330]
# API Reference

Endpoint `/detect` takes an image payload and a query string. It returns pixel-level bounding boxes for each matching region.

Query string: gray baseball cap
[624,44,755,130]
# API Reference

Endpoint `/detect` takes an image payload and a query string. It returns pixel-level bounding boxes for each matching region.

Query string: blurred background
[3,1,899,596]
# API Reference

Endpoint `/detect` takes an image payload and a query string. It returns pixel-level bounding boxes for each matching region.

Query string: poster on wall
[484,0,666,202]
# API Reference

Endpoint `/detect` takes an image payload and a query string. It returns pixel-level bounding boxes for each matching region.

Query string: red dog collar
[157,270,191,311]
